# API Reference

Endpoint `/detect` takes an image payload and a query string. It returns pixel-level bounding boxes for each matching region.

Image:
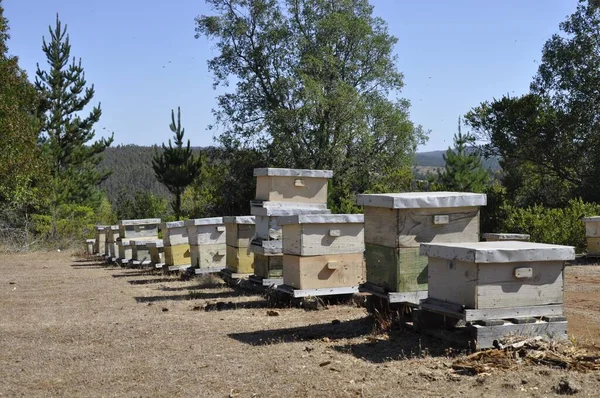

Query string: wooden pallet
[360,282,427,305]
[414,299,568,349]
[276,284,358,298]
[248,274,283,287]
[220,269,252,284]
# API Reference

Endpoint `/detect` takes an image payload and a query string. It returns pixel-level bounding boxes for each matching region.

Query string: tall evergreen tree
[152,107,202,220]
[35,15,113,208]
[438,118,488,193]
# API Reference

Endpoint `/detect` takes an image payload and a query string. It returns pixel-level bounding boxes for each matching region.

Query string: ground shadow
[128,278,180,285]
[135,294,197,303]
[331,327,465,363]
[204,299,274,311]
[228,317,372,346]
[158,282,226,292]
[134,289,256,303]
[112,271,160,278]
[71,258,103,263]
[70,264,108,269]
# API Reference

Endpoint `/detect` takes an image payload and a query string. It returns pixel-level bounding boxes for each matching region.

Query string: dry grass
[1,252,600,397]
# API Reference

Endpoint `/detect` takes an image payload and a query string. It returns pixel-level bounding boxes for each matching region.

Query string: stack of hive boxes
[249,168,333,282]
[146,240,165,268]
[356,192,486,303]
[224,216,256,276]
[279,214,365,291]
[161,221,191,271]
[185,217,226,274]
[582,217,600,256]
[105,225,120,262]
[86,239,95,255]
[116,219,161,266]
[94,226,108,256]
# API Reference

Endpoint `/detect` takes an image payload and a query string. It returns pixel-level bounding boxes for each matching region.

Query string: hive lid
[420,241,575,263]
[119,219,161,226]
[183,217,223,226]
[163,221,185,229]
[109,225,119,230]
[145,241,164,248]
[85,239,96,243]
[278,214,364,225]
[253,168,333,178]
[223,216,255,224]
[250,206,332,217]
[356,192,487,209]
[116,239,133,246]
[582,216,600,222]
[94,225,109,231]
[482,233,531,240]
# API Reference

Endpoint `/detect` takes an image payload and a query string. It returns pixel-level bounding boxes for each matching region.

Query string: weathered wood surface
[162,222,188,246]
[164,244,191,267]
[583,216,600,236]
[148,245,165,265]
[118,219,160,239]
[356,192,487,209]
[282,222,364,256]
[421,241,575,263]
[482,233,530,242]
[427,257,565,309]
[186,223,226,246]
[116,241,133,260]
[364,206,480,248]
[253,168,333,178]
[132,241,159,263]
[283,253,365,290]
[85,239,95,254]
[226,222,256,248]
[226,245,254,274]
[94,229,107,254]
[249,240,282,255]
[421,298,564,321]
[276,284,359,298]
[189,243,226,269]
[255,174,329,204]
[364,244,428,293]
[253,253,283,278]
[587,237,600,255]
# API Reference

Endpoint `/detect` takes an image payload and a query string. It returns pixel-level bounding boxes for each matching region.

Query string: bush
[32,204,97,249]
[500,198,600,252]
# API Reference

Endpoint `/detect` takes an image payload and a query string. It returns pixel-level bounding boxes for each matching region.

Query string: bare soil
[1,252,600,397]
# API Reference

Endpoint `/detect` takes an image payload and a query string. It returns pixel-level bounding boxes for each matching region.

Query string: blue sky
[4,0,579,151]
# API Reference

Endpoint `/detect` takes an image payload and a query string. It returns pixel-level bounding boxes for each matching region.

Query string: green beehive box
[364,244,428,292]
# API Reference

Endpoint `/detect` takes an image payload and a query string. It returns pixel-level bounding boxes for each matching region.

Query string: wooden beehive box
[356,192,487,293]
[483,233,530,242]
[94,226,108,254]
[283,253,364,289]
[251,206,331,242]
[162,221,188,246]
[116,239,133,260]
[185,217,226,246]
[279,214,364,256]
[106,226,120,258]
[86,239,95,255]
[223,216,256,248]
[132,240,160,263]
[226,245,254,274]
[164,244,191,267]
[253,253,284,278]
[190,244,226,269]
[254,168,333,204]
[582,217,600,255]
[146,241,165,265]
[119,219,161,239]
[421,241,575,309]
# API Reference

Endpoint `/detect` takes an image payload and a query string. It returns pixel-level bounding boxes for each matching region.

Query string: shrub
[32,204,97,249]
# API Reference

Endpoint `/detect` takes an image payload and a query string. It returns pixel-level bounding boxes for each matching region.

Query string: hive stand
[415,241,574,349]
[356,192,487,314]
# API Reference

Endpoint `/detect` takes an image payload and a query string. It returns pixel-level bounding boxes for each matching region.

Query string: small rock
[147,303,153,306]
[304,346,314,352]
[267,310,280,317]
[331,319,341,325]
[192,305,202,311]
[9,282,15,285]
[322,337,331,343]
[554,377,581,395]
[161,307,169,312]
[319,361,331,367]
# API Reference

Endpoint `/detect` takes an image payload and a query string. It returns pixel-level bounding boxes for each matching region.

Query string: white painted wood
[119,218,161,226]
[364,206,480,248]
[118,219,160,238]
[463,304,564,322]
[277,214,364,225]
[433,215,449,225]
[583,217,600,237]
[356,192,487,209]
[482,233,530,241]
[222,216,255,224]
[282,222,364,256]
[277,284,359,298]
[253,168,333,178]
[186,221,226,245]
[514,267,533,278]
[225,221,256,248]
[250,204,330,217]
[254,172,330,204]
[249,242,283,256]
[420,241,575,263]
[189,243,226,269]
[427,258,478,308]
[161,223,188,246]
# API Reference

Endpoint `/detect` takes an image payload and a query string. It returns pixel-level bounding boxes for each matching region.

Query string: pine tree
[35,14,113,208]
[438,117,489,192]
[152,107,202,220]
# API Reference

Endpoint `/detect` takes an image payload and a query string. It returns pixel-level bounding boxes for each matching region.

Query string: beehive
[223,216,256,274]
[483,233,530,242]
[254,168,333,204]
[116,239,133,262]
[279,214,365,290]
[251,206,331,242]
[162,221,188,245]
[421,241,574,310]
[94,226,108,254]
[146,241,165,265]
[185,218,226,270]
[164,244,191,267]
[356,192,486,293]
[118,218,161,239]
[106,225,120,258]
[86,239,95,255]
[582,217,600,256]
[253,253,284,279]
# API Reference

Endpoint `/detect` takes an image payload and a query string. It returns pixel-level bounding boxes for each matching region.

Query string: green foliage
[114,189,171,221]
[438,118,488,193]
[500,198,600,253]
[196,0,426,209]
[480,182,508,235]
[35,14,113,209]
[466,0,600,207]
[31,203,96,248]
[152,107,202,219]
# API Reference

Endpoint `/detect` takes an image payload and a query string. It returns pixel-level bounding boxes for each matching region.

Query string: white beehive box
[119,219,161,239]
[223,216,256,248]
[483,233,530,242]
[279,214,364,256]
[85,239,95,255]
[146,241,165,265]
[105,225,119,257]
[116,239,133,260]
[161,220,188,246]
[582,217,600,255]
[421,241,575,309]
[185,217,226,246]
[94,226,108,254]
[254,168,333,204]
[251,206,331,242]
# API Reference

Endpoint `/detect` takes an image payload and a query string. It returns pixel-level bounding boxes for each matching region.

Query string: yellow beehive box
[223,216,256,248]
[164,243,191,267]
[283,253,365,290]
[254,168,333,204]
[226,245,254,274]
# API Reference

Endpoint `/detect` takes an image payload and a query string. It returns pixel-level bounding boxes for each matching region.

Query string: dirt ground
[1,252,600,397]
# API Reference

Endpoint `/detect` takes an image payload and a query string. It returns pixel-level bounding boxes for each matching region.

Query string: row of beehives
[85,167,577,347]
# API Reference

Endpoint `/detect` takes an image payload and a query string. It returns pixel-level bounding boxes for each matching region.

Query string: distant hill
[98,145,502,204]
